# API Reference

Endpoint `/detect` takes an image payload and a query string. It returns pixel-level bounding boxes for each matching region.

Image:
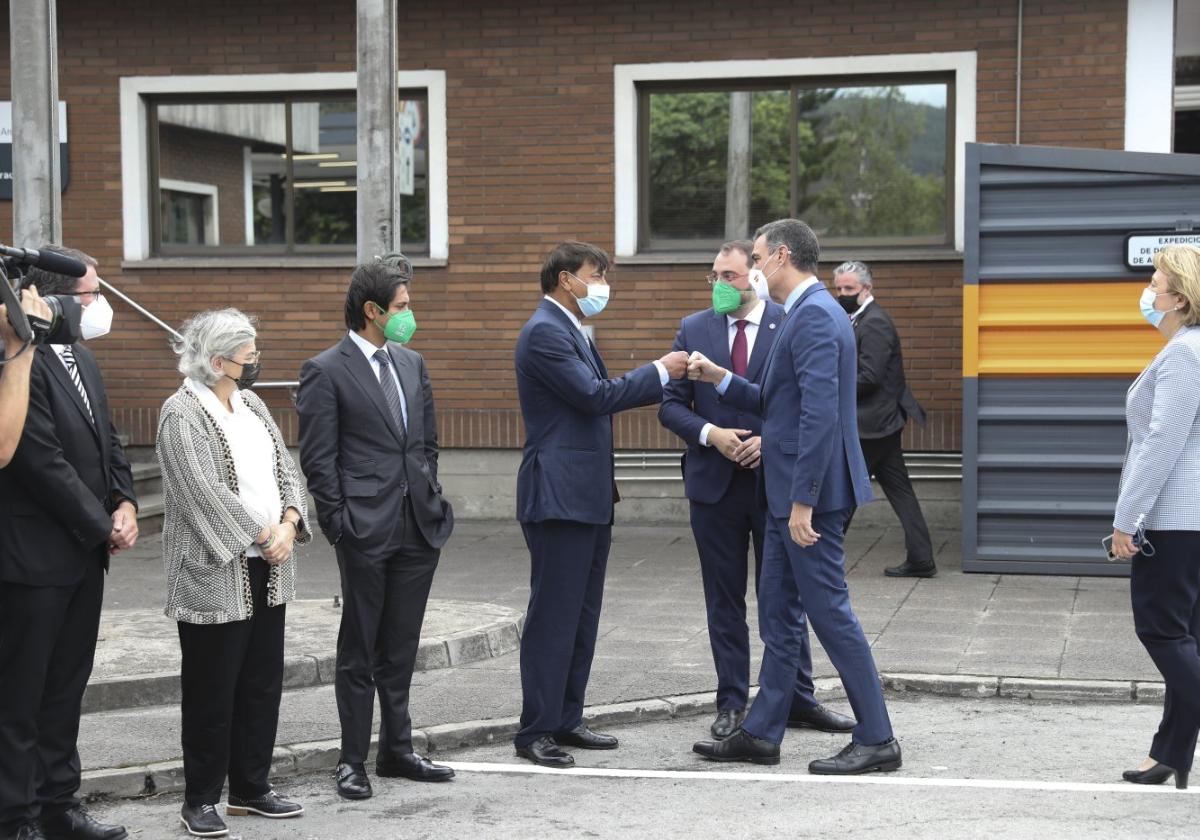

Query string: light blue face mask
[1140,286,1171,328]
[567,273,610,317]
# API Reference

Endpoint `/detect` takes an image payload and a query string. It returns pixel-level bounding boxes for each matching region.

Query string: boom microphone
[0,245,88,278]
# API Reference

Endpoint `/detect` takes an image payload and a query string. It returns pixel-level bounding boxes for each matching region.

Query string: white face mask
[79,294,113,341]
[748,250,782,302]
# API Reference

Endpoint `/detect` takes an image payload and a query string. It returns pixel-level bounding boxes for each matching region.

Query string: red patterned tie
[731,320,748,377]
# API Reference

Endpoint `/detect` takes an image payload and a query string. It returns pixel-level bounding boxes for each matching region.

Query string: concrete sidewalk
[78,517,1157,798]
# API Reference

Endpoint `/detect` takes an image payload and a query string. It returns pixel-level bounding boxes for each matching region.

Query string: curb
[79,672,1165,801]
[81,611,525,715]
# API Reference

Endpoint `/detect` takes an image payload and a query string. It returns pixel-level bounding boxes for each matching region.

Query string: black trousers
[1131,530,1200,774]
[335,498,439,765]
[177,556,285,807]
[515,519,610,748]
[0,556,104,833]
[848,430,934,566]
[689,470,816,712]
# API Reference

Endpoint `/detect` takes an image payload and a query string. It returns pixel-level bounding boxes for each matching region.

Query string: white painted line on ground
[444,761,1198,795]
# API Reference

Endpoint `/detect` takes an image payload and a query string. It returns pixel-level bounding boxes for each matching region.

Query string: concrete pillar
[9,0,62,247]
[724,92,751,241]
[356,0,399,262]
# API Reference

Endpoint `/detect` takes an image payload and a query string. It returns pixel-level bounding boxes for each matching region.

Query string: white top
[347,330,408,429]
[186,378,280,557]
[699,300,766,446]
[542,295,669,387]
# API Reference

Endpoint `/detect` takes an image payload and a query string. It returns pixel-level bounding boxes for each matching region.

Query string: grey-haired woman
[155,309,309,836]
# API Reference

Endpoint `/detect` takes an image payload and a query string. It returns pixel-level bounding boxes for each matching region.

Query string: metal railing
[613,450,962,482]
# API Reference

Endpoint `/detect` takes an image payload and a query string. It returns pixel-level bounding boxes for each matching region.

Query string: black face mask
[836,294,860,315]
[223,359,261,390]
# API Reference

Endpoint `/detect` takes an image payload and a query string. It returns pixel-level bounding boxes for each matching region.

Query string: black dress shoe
[226,789,304,818]
[179,804,228,838]
[809,738,902,775]
[1123,762,1188,789]
[693,728,780,765]
[333,761,373,800]
[8,821,47,840]
[554,725,618,750]
[885,561,937,578]
[711,709,746,739]
[787,703,856,733]
[515,735,575,768]
[376,752,456,782]
[42,806,127,840]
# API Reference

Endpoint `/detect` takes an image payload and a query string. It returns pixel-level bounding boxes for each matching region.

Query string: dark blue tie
[373,349,407,434]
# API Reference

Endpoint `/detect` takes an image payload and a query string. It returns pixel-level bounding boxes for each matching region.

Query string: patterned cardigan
[156,384,310,624]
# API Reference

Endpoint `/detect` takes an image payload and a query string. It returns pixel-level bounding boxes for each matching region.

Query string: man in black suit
[833,261,936,578]
[297,256,455,801]
[0,247,136,840]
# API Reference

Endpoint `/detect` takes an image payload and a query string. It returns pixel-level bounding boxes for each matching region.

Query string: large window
[147,93,429,256]
[640,77,952,251]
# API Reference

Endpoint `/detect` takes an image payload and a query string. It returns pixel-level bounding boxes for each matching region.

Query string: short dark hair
[719,239,755,269]
[20,244,98,297]
[539,241,611,294]
[344,257,412,331]
[753,219,820,274]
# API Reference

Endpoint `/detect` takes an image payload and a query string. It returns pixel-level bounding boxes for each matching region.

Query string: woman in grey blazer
[156,309,310,836]
[1111,244,1200,791]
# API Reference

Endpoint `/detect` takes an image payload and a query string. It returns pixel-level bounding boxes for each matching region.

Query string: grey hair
[833,260,873,287]
[718,239,755,269]
[753,219,820,274]
[171,308,258,386]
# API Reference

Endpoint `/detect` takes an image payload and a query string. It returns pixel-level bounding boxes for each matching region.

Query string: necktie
[731,320,749,377]
[373,349,407,434]
[60,346,94,423]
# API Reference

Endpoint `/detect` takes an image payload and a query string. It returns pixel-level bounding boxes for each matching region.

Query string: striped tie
[60,345,94,423]
[373,349,407,434]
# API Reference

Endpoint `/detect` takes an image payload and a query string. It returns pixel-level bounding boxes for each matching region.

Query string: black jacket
[853,301,926,439]
[0,344,136,585]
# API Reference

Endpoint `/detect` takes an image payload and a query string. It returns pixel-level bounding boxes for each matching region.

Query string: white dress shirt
[699,300,766,446]
[848,294,875,324]
[348,329,408,429]
[542,295,669,387]
[186,378,280,557]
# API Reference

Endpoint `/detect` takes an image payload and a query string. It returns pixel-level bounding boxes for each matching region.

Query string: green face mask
[711,281,747,315]
[372,304,418,344]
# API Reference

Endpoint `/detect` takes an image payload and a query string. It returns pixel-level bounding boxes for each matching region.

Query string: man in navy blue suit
[513,241,689,768]
[659,240,854,741]
[690,219,901,775]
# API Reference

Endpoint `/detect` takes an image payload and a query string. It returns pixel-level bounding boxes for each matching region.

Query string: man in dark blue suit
[690,219,901,775]
[514,241,689,768]
[659,240,854,741]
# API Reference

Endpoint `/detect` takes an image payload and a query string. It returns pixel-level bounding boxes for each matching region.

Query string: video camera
[1,245,85,358]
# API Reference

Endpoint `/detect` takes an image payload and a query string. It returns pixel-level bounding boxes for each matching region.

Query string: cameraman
[0,285,53,467]
[0,246,135,840]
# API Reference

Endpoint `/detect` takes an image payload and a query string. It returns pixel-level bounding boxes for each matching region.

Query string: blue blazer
[721,284,873,518]
[515,299,664,524]
[658,302,786,504]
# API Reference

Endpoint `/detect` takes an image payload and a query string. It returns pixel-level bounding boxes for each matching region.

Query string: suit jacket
[658,301,785,504]
[515,299,663,525]
[1114,325,1200,534]
[297,334,453,551]
[721,284,873,518]
[0,344,136,585]
[853,301,925,439]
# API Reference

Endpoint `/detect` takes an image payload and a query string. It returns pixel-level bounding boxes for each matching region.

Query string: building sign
[397,100,421,197]
[0,101,69,200]
[1124,230,1200,269]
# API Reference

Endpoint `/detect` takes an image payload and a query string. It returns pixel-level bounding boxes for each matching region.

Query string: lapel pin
[769,323,777,330]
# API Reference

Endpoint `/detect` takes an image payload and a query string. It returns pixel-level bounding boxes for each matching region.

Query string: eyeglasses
[224,352,261,366]
[73,290,102,302]
[705,271,747,285]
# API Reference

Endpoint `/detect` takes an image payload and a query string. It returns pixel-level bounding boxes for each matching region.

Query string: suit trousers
[848,430,933,566]
[515,520,611,748]
[0,554,104,833]
[743,510,893,746]
[176,556,285,806]
[335,497,439,765]
[1131,530,1200,773]
[689,469,816,712]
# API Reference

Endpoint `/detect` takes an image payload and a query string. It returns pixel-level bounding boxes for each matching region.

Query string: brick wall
[0,0,1129,451]
[158,125,249,246]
